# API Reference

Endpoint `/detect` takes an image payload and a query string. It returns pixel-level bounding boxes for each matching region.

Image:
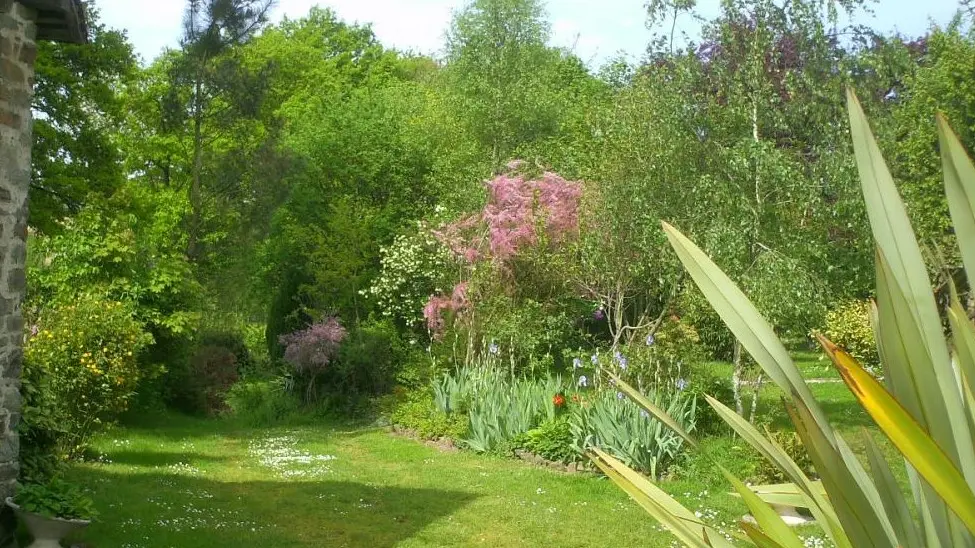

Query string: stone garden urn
[5,498,90,548]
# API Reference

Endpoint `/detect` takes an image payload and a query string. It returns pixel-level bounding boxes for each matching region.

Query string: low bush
[684,367,736,435]
[390,391,468,440]
[395,348,441,390]
[278,318,409,413]
[279,317,346,402]
[199,330,252,374]
[14,476,98,520]
[677,286,736,361]
[471,296,587,374]
[568,317,705,398]
[224,378,301,426]
[515,417,576,464]
[823,299,878,371]
[332,319,405,397]
[748,428,815,484]
[178,345,239,416]
[22,297,153,474]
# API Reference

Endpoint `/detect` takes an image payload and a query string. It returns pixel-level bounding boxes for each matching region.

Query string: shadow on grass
[66,468,477,548]
[102,450,232,468]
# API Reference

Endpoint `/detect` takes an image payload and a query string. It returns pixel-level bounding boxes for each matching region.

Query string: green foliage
[444,0,560,167]
[461,371,563,453]
[224,379,301,426]
[389,390,469,440]
[22,297,153,467]
[14,477,97,521]
[471,296,584,373]
[27,183,201,338]
[749,429,815,485]
[515,417,576,464]
[199,330,253,374]
[177,345,240,416]
[264,266,311,360]
[677,286,737,360]
[30,3,137,233]
[429,364,562,452]
[329,319,407,399]
[674,361,737,436]
[426,359,697,474]
[600,90,975,548]
[394,348,441,390]
[366,229,453,328]
[569,388,696,479]
[823,299,878,371]
[610,317,707,388]
[890,24,975,266]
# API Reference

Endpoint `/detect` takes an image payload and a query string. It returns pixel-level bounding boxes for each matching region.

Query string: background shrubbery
[17,0,975,504]
[823,299,879,371]
[21,296,153,478]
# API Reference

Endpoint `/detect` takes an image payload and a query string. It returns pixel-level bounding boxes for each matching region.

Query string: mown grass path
[66,414,717,547]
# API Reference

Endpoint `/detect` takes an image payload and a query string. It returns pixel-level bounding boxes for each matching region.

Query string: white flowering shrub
[365,226,452,327]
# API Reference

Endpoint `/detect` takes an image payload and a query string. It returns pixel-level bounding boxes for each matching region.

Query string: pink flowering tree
[423,162,583,339]
[279,317,348,401]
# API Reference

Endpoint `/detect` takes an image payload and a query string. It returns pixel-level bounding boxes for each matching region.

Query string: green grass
[67,413,740,547]
[59,351,890,547]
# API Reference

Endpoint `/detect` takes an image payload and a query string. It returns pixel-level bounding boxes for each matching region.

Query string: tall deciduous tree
[166,0,275,260]
[632,0,875,418]
[444,0,561,168]
[31,2,137,233]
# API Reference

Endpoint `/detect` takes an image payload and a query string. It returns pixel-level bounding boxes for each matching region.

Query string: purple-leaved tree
[279,317,348,401]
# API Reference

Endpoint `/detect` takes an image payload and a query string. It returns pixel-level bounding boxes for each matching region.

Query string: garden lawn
[61,351,891,548]
[64,412,754,548]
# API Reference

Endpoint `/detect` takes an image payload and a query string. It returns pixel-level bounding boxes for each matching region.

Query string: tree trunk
[732,341,744,416]
[187,79,204,261]
[749,374,765,423]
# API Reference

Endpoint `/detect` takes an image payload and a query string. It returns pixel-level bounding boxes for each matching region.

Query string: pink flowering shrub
[279,318,348,377]
[423,282,469,336]
[433,163,583,265]
[423,163,583,337]
[482,169,582,260]
[432,215,483,264]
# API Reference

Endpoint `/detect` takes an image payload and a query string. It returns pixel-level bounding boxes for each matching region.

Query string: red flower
[553,393,566,407]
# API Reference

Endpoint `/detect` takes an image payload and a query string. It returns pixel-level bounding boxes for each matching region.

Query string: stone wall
[0,1,35,544]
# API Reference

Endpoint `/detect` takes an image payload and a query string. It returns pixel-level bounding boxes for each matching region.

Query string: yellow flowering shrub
[823,299,878,371]
[22,296,154,464]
